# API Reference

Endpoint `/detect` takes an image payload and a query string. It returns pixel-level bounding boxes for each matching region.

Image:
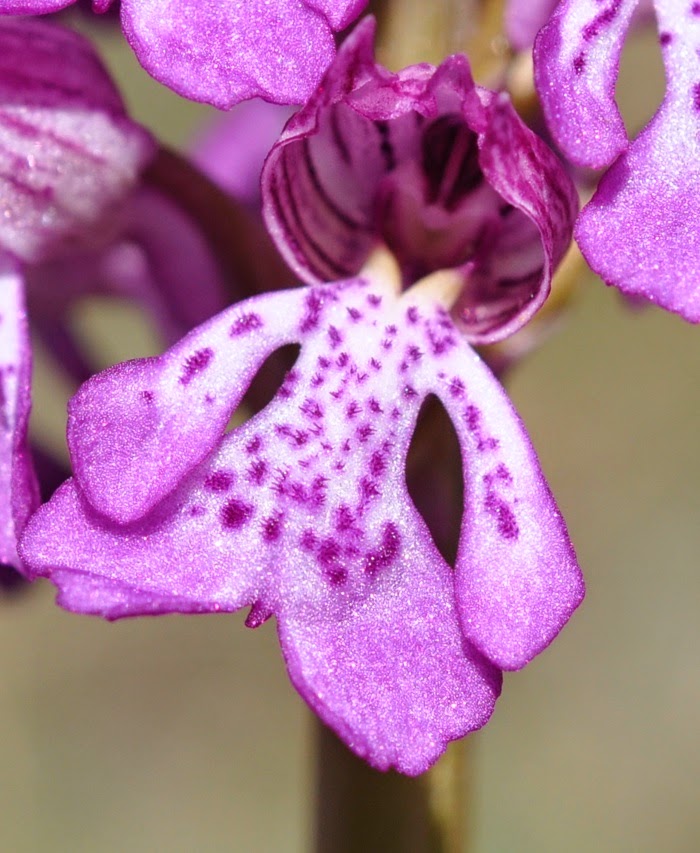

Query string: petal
[456,93,579,343]
[67,287,309,524]
[505,0,560,50]
[120,0,366,109]
[575,4,700,320]
[24,274,581,771]
[116,187,228,337]
[430,323,584,671]
[21,477,268,616]
[23,276,504,770]
[0,0,71,10]
[263,21,577,342]
[534,0,639,168]
[0,257,39,574]
[0,18,154,264]
[278,531,501,775]
[192,100,294,209]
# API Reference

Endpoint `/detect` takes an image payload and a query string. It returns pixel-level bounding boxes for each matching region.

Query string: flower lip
[262,17,578,345]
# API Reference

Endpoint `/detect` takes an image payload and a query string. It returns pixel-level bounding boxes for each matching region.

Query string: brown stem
[142,146,291,303]
[314,397,471,853]
[314,722,471,853]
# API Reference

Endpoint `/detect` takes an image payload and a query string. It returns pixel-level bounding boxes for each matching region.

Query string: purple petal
[278,539,501,775]
[455,93,578,343]
[120,0,367,109]
[263,19,577,343]
[575,5,700,320]
[0,257,39,574]
[534,0,639,168]
[436,339,584,671]
[0,0,71,10]
[66,288,309,524]
[505,0,560,49]
[0,18,154,264]
[23,273,580,769]
[192,101,294,209]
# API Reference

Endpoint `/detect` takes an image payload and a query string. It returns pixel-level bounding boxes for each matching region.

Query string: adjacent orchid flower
[506,0,561,49]
[534,0,700,320]
[0,0,367,108]
[21,19,584,774]
[0,18,154,573]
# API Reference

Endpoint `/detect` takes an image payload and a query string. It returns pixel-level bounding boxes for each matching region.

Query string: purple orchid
[0,18,154,573]
[534,0,700,320]
[21,19,584,774]
[0,0,367,108]
[506,0,562,49]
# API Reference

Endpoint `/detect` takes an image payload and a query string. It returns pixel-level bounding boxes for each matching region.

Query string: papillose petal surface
[0,19,155,264]
[262,19,578,345]
[0,0,368,107]
[22,276,583,773]
[535,0,700,320]
[0,258,39,573]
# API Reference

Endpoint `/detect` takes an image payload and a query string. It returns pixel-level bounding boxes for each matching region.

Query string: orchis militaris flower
[0,0,367,108]
[0,18,153,573]
[21,19,584,774]
[534,0,700,320]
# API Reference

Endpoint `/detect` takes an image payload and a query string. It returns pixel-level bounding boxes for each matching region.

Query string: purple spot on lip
[262,513,283,542]
[180,347,213,385]
[693,82,700,112]
[205,471,234,491]
[317,539,347,585]
[230,312,263,336]
[449,378,464,397]
[221,498,254,529]
[248,459,268,485]
[369,451,385,476]
[301,530,317,550]
[345,400,361,419]
[347,306,362,321]
[659,31,672,46]
[356,423,374,442]
[484,494,519,540]
[465,404,480,432]
[246,435,262,454]
[367,293,382,307]
[692,2,700,16]
[365,523,401,575]
[582,0,622,41]
[301,291,323,332]
[141,390,154,403]
[573,52,586,74]
[406,307,419,324]
[328,326,343,348]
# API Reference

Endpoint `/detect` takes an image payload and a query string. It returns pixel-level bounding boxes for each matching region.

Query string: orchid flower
[0,0,367,108]
[0,18,230,577]
[21,19,584,775]
[506,0,562,49]
[534,0,700,320]
[0,18,154,574]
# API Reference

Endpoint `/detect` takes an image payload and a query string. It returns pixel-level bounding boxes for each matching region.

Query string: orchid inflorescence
[0,0,694,774]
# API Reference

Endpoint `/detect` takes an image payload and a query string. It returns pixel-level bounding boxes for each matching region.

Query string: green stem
[313,721,471,853]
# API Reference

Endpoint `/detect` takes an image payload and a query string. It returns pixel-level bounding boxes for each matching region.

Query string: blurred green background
[2,20,698,853]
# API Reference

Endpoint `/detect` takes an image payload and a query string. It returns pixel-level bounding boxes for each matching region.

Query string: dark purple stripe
[302,138,367,230]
